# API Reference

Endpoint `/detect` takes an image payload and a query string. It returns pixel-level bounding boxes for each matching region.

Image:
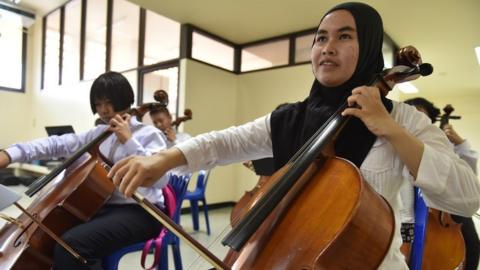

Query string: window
[0,14,25,91]
[122,70,138,101]
[144,10,180,65]
[43,9,61,88]
[382,39,395,68]
[295,33,315,63]
[62,0,81,84]
[110,0,139,72]
[241,39,289,72]
[84,0,107,80]
[141,66,178,116]
[192,31,234,71]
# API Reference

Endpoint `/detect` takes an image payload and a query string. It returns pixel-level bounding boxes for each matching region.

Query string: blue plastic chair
[183,170,211,235]
[409,187,429,270]
[102,174,191,270]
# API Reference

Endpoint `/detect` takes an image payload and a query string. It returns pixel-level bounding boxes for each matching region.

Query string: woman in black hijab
[271,2,392,170]
[109,3,480,269]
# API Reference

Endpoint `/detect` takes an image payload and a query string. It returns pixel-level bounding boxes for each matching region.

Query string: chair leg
[157,238,169,270]
[190,200,200,231]
[102,254,121,270]
[172,243,183,270]
[202,199,211,235]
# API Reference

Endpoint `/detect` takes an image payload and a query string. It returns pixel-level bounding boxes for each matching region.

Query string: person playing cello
[402,97,480,270]
[149,106,192,148]
[109,2,480,269]
[0,71,169,269]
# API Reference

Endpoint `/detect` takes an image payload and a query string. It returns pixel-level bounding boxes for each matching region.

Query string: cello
[172,109,193,128]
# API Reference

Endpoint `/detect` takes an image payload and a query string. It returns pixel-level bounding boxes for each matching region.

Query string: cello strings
[228,102,349,227]
[287,101,348,165]
[286,70,385,166]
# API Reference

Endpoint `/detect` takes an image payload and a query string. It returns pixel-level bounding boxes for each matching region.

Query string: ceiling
[19,0,480,98]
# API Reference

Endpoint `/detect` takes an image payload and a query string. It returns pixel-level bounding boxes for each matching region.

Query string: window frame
[137,59,180,117]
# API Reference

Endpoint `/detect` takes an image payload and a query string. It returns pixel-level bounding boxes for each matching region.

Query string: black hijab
[270,2,393,170]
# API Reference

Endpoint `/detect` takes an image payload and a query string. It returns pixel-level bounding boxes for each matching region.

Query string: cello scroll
[172,109,193,128]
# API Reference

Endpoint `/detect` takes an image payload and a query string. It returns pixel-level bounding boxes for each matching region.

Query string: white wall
[180,59,239,204]
[234,65,314,199]
[0,90,33,148]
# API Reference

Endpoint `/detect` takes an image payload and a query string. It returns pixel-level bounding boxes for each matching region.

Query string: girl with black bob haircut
[89,71,135,117]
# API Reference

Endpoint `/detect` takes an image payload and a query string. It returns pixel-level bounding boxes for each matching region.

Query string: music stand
[45,125,75,137]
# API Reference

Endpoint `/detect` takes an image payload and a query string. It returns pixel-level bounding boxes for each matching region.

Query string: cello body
[421,209,465,269]
[226,157,395,269]
[401,209,465,270]
[0,153,114,269]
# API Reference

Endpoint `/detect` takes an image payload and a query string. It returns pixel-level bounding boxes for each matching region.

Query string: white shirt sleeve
[174,132,192,145]
[6,126,106,163]
[175,115,273,172]
[399,104,480,217]
[454,140,478,175]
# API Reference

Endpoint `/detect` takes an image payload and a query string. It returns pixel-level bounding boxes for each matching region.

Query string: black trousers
[452,215,480,270]
[53,204,161,270]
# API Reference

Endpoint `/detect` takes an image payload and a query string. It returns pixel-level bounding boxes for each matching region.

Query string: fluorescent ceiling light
[397,82,418,94]
[475,47,480,66]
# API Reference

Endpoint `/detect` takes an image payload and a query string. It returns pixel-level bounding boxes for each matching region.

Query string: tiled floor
[0,184,231,270]
[4,184,480,269]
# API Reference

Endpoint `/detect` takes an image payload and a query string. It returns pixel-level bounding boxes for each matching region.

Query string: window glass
[192,31,234,71]
[62,0,82,84]
[241,39,289,72]
[122,70,137,102]
[382,40,394,68]
[0,14,24,90]
[295,33,315,63]
[44,9,61,88]
[142,66,178,116]
[84,0,107,80]
[111,0,139,72]
[144,10,180,65]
